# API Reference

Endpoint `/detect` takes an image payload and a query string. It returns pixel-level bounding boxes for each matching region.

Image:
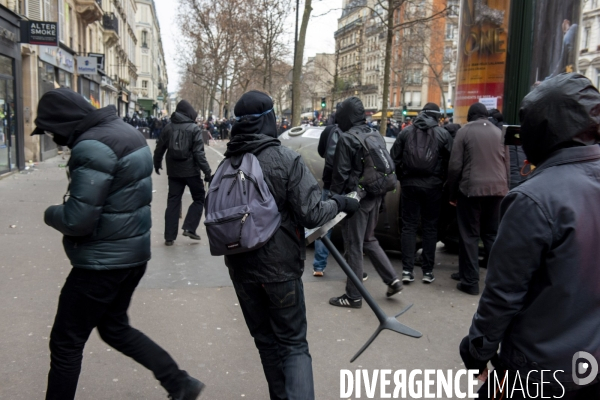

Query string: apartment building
[579,0,600,87]
[0,0,167,174]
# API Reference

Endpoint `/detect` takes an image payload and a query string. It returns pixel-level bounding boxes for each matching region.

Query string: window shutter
[28,0,42,20]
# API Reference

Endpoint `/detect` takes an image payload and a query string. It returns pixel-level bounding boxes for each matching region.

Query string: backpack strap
[346,127,371,153]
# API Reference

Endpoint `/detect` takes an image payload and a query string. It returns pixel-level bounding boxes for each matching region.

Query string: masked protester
[461,73,600,399]
[222,90,357,399]
[33,89,203,400]
[154,100,212,246]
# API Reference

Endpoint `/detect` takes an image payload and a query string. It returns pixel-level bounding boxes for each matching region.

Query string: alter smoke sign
[20,21,58,46]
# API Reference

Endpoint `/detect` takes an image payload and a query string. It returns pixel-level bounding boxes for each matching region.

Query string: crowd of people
[32,72,600,400]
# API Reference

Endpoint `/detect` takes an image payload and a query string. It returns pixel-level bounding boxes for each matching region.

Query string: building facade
[134,0,168,117]
[578,1,600,87]
[0,0,167,174]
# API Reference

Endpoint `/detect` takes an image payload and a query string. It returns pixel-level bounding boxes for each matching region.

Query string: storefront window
[58,69,72,88]
[0,54,15,173]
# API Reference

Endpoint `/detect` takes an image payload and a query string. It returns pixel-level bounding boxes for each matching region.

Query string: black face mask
[51,133,70,146]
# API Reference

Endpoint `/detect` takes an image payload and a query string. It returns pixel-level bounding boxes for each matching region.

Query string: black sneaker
[183,230,201,240]
[168,375,204,400]
[165,240,174,246]
[422,272,435,283]
[362,272,368,282]
[329,294,362,308]
[451,272,460,281]
[402,270,414,283]
[386,279,403,297]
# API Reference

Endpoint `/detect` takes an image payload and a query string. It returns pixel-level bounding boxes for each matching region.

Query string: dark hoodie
[154,100,211,178]
[222,91,338,283]
[37,88,153,270]
[390,111,454,188]
[520,72,600,165]
[329,97,373,194]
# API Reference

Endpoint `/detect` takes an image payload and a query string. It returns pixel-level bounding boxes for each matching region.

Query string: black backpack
[402,125,439,175]
[169,126,192,160]
[348,127,397,196]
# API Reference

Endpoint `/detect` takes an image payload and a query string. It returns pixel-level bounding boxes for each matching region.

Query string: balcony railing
[103,13,119,35]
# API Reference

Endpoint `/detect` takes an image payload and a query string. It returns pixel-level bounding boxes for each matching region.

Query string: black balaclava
[422,102,441,121]
[231,90,277,138]
[32,88,96,147]
[175,100,198,121]
[467,103,489,122]
[520,73,600,165]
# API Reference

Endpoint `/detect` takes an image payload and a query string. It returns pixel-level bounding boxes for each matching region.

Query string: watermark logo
[572,351,598,386]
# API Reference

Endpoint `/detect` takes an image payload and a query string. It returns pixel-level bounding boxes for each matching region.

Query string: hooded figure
[520,72,600,166]
[390,102,453,284]
[154,99,212,244]
[34,88,204,399]
[220,90,348,399]
[461,73,600,399]
[467,102,488,122]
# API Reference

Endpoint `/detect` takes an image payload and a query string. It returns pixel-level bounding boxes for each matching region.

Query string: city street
[0,139,488,399]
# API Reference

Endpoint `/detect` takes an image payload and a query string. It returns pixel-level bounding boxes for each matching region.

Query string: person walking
[447,103,509,295]
[34,88,203,400]
[391,103,453,284]
[154,100,212,246]
[329,97,403,308]
[221,90,359,399]
[460,73,600,399]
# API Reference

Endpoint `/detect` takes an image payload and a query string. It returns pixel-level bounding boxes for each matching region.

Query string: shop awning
[371,111,394,119]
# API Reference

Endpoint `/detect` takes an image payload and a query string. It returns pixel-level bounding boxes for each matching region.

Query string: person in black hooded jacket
[222,90,358,400]
[33,89,203,400]
[154,100,212,245]
[329,97,403,308]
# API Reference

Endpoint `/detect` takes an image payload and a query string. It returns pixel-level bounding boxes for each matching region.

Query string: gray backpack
[204,153,281,256]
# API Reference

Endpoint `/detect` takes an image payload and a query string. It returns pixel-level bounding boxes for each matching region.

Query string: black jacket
[43,105,152,270]
[468,145,600,391]
[330,97,371,195]
[317,125,341,190]
[153,112,211,178]
[223,134,338,283]
[508,145,526,189]
[390,113,453,188]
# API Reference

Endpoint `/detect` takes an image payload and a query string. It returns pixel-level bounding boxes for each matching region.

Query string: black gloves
[459,336,489,375]
[154,166,161,175]
[332,194,360,217]
[204,173,213,185]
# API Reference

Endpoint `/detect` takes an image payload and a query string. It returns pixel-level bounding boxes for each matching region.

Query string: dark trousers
[401,185,442,273]
[46,264,186,400]
[165,175,205,241]
[233,278,314,400]
[456,193,502,288]
[341,196,398,299]
[478,369,600,399]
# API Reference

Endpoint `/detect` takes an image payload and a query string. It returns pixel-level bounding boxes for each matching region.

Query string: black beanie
[467,103,489,122]
[231,90,277,138]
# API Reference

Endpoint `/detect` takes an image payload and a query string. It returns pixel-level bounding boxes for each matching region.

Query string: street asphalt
[0,139,488,399]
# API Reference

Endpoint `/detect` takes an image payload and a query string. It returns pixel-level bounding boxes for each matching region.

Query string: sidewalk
[0,140,486,399]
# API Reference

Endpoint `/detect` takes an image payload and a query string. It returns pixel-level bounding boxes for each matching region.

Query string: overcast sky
[154,0,343,93]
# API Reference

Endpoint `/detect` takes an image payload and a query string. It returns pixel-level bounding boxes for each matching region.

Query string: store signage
[76,56,97,75]
[20,21,58,46]
[88,53,105,72]
[39,46,75,73]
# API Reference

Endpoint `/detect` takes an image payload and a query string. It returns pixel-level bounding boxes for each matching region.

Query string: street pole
[292,0,300,121]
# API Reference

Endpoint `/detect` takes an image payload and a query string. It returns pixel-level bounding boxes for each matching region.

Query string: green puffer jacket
[44,106,153,269]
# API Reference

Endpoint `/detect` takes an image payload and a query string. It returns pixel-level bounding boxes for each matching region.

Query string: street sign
[20,21,58,46]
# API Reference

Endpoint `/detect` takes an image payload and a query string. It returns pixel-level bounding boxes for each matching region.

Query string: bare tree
[292,0,312,127]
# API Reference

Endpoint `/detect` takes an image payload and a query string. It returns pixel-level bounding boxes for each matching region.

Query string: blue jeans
[233,278,315,400]
[313,189,332,271]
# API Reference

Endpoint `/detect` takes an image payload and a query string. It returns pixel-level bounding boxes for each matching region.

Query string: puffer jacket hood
[519,73,600,165]
[34,88,97,147]
[336,97,366,132]
[413,112,440,131]
[224,133,281,157]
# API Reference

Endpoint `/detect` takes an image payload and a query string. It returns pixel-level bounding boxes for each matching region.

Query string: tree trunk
[380,2,395,136]
[292,0,312,127]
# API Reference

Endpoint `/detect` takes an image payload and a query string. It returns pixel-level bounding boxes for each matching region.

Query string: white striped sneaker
[329,294,362,309]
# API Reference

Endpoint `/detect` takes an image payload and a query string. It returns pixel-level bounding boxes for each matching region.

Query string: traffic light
[321,97,326,109]
[402,104,407,116]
